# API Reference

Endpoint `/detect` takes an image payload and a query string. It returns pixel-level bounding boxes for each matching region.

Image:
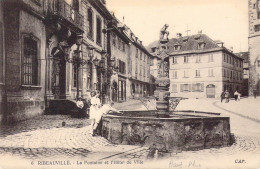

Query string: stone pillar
[154,78,170,117]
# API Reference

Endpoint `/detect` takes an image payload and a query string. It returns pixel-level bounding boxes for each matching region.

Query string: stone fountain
[100,25,232,153]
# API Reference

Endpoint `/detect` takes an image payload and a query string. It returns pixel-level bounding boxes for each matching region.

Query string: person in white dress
[92,102,122,133]
[89,90,101,135]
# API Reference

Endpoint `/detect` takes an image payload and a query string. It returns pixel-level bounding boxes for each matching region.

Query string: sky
[106,0,248,53]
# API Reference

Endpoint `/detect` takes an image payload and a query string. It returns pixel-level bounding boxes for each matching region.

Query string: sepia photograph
[0,0,259,168]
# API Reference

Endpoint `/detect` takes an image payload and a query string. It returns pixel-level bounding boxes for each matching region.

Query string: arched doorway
[112,81,118,102]
[206,84,215,98]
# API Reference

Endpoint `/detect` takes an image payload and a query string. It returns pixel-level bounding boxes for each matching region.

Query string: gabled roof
[169,34,220,54]
[147,34,221,55]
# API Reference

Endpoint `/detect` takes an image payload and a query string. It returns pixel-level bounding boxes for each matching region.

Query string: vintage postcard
[0,0,259,169]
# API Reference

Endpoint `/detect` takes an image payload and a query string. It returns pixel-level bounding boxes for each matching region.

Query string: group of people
[221,90,241,103]
[89,90,121,136]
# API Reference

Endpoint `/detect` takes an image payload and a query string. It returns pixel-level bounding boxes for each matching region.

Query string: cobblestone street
[0,97,260,169]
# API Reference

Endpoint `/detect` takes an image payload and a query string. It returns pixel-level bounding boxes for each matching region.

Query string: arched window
[87,8,93,39]
[96,16,102,45]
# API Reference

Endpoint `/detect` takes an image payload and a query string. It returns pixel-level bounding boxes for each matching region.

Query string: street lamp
[65,34,89,99]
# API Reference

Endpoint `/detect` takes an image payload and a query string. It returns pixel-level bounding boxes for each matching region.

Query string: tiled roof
[235,52,249,62]
[146,34,221,55]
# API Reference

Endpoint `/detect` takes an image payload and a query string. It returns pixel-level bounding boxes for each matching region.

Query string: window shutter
[201,83,204,92]
[192,84,195,92]
[180,84,183,92]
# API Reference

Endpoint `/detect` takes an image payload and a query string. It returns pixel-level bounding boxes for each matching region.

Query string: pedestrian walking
[220,91,225,103]
[224,90,230,103]
[234,91,238,101]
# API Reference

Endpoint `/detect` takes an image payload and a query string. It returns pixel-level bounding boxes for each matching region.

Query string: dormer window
[198,42,205,49]
[174,44,181,51]
[194,34,201,40]
[183,37,189,42]
[151,47,157,53]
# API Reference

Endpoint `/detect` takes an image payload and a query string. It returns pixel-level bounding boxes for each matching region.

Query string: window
[87,8,93,39]
[119,60,126,74]
[118,38,121,50]
[73,65,77,88]
[172,84,177,93]
[172,71,178,79]
[140,51,142,60]
[230,71,233,79]
[192,83,204,92]
[174,45,181,51]
[254,25,260,32]
[180,84,191,92]
[223,69,226,77]
[0,22,3,83]
[72,0,79,12]
[183,70,189,78]
[198,42,205,49]
[151,47,156,53]
[208,69,214,77]
[96,16,102,45]
[112,33,116,47]
[195,70,200,77]
[150,58,154,66]
[258,60,260,67]
[136,48,139,58]
[122,42,125,52]
[184,56,189,63]
[22,36,39,85]
[140,65,142,75]
[172,57,177,64]
[223,54,226,62]
[196,55,201,63]
[143,66,146,77]
[208,54,213,62]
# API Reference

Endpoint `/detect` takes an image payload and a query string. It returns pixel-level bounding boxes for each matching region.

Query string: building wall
[81,0,108,101]
[128,43,151,98]
[169,50,243,98]
[0,1,5,122]
[110,31,129,101]
[2,6,46,123]
[248,0,260,95]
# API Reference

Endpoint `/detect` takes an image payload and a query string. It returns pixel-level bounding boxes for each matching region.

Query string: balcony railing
[47,0,84,31]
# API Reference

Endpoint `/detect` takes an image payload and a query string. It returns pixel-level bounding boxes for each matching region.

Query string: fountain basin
[101,111,232,152]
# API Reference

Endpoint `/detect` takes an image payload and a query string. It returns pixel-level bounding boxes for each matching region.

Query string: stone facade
[101,113,231,152]
[248,0,260,96]
[1,1,46,124]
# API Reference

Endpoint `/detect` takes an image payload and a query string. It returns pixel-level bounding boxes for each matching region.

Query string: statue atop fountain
[160,24,169,43]
[154,24,171,117]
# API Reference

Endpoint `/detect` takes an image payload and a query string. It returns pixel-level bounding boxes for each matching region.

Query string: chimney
[177,33,182,38]
[135,37,138,42]
[140,41,142,45]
